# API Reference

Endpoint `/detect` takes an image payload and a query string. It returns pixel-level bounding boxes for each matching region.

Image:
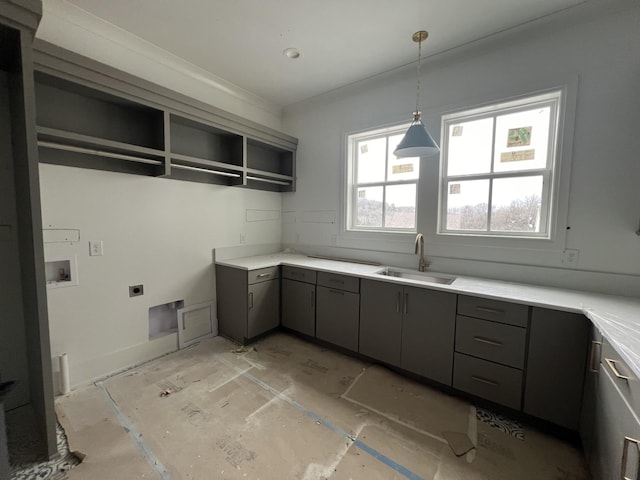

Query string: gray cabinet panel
[581,325,603,463]
[281,279,315,336]
[453,353,523,410]
[359,279,402,366]
[247,279,279,338]
[317,271,359,294]
[316,286,359,352]
[457,295,529,327]
[216,264,248,343]
[455,315,526,369]
[401,287,456,385]
[282,266,316,284]
[523,308,588,430]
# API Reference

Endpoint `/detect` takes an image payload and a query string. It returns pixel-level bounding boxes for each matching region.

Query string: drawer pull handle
[589,340,602,373]
[621,436,640,480]
[476,306,504,315]
[248,292,254,309]
[471,375,499,387]
[256,273,272,278]
[328,289,344,296]
[404,293,408,315]
[605,358,630,381]
[473,336,503,347]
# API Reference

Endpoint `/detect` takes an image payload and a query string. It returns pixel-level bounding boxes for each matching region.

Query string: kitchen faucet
[414,233,428,272]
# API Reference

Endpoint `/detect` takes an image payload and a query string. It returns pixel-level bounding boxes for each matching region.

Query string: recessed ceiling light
[283,48,301,59]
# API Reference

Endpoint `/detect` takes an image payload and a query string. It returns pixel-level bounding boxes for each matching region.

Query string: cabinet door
[401,287,456,385]
[591,366,640,480]
[247,279,279,338]
[523,308,589,430]
[359,279,402,366]
[316,286,359,352]
[281,279,315,336]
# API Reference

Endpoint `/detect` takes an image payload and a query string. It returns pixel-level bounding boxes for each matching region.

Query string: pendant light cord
[415,36,422,120]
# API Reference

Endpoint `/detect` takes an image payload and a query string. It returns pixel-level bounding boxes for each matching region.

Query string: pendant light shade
[393,30,440,158]
[393,116,439,158]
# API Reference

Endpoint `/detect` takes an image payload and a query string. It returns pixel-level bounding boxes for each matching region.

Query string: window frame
[438,90,562,239]
[346,122,418,233]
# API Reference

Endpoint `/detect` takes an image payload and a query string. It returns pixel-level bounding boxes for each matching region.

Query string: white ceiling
[57,0,586,107]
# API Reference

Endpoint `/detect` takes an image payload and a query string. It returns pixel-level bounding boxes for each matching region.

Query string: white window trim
[438,91,561,239]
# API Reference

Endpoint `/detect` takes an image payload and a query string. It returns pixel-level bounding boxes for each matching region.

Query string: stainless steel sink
[376,268,456,285]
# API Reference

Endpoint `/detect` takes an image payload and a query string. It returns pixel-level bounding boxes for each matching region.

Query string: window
[439,91,561,238]
[346,124,419,232]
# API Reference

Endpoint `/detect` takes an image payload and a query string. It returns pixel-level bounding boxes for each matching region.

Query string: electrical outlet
[89,240,103,256]
[562,249,579,267]
[129,284,144,297]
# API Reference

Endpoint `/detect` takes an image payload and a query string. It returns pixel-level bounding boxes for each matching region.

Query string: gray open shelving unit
[33,41,297,192]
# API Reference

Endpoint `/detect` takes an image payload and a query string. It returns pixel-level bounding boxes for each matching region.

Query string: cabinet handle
[589,340,602,373]
[404,293,408,315]
[621,436,640,480]
[476,306,504,315]
[396,292,401,313]
[256,273,272,278]
[309,291,314,309]
[248,292,254,309]
[328,289,344,296]
[605,358,630,381]
[473,336,503,347]
[471,375,499,387]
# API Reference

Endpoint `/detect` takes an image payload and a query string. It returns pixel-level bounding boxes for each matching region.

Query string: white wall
[282,4,640,296]
[40,164,282,388]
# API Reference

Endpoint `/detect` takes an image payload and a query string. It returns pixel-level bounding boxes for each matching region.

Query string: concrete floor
[56,332,589,480]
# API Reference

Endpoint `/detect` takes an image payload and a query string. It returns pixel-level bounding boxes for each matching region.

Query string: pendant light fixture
[393,30,440,158]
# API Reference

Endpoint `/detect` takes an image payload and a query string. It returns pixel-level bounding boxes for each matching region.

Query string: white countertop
[216,253,640,378]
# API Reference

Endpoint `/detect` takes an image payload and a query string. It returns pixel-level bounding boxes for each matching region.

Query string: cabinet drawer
[455,315,526,368]
[247,266,279,284]
[453,353,523,410]
[282,266,316,284]
[317,271,359,293]
[457,295,528,327]
[602,338,640,416]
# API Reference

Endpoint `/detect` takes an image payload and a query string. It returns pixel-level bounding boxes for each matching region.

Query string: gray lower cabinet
[316,272,360,352]
[580,325,603,464]
[400,287,456,385]
[216,264,279,344]
[523,307,589,430]
[359,279,403,366]
[316,286,359,351]
[590,365,640,479]
[281,278,316,336]
[453,295,528,410]
[360,279,456,380]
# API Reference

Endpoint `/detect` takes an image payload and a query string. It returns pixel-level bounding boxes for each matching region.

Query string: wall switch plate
[129,284,144,297]
[562,249,579,267]
[89,240,103,256]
